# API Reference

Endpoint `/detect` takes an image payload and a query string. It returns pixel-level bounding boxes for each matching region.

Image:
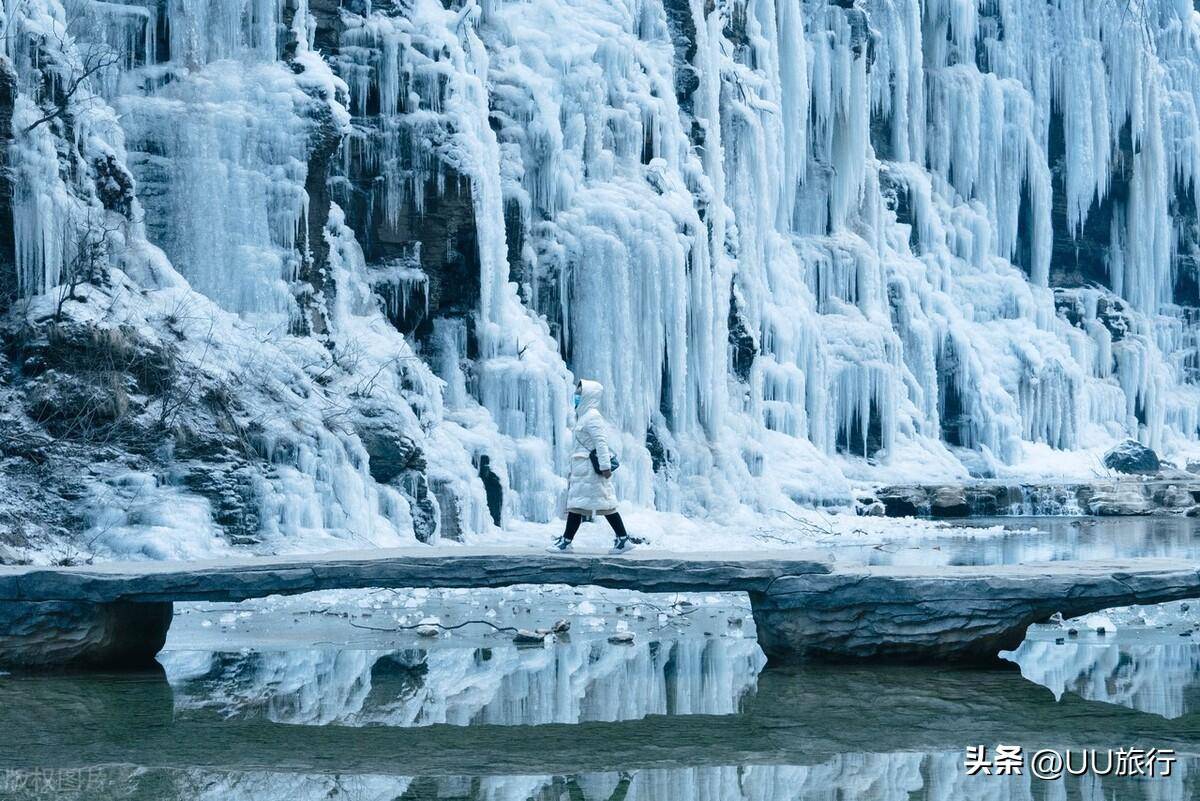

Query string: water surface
[824,515,1200,566]
[4,520,1200,800]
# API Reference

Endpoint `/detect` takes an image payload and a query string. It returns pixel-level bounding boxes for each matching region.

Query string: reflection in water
[1007,638,1200,720]
[5,558,1200,801]
[3,655,1199,800]
[161,638,765,726]
[828,516,1200,566]
[4,757,1196,801]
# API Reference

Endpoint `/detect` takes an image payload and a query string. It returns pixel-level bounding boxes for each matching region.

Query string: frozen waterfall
[4,0,1200,550]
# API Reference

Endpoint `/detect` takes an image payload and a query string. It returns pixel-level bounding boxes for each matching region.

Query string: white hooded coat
[566,379,618,515]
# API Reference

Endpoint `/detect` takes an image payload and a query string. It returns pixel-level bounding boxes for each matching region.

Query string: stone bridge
[1,547,1198,669]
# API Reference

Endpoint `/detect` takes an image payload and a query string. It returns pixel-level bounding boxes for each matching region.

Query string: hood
[576,379,604,417]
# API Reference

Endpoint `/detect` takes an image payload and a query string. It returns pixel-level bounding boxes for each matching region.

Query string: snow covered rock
[1155,485,1196,510]
[1102,441,1161,476]
[1085,485,1153,516]
[352,412,424,485]
[855,496,886,516]
[875,486,926,517]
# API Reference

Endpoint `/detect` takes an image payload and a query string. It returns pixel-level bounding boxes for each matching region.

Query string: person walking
[548,379,635,554]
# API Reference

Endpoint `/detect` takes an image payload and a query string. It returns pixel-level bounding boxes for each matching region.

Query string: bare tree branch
[22,45,122,135]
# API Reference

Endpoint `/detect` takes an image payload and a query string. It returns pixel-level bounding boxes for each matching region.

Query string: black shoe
[609,536,636,554]
[547,536,575,553]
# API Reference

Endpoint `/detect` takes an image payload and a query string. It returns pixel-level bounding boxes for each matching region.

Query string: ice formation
[5,0,1200,551]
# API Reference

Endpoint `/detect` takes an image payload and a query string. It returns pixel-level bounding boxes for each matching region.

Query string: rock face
[0,600,172,669]
[352,407,439,542]
[876,483,1027,517]
[0,55,16,310]
[1103,440,1161,475]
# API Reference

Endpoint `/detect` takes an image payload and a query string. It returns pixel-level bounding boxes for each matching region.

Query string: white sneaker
[609,537,636,555]
[547,536,574,553]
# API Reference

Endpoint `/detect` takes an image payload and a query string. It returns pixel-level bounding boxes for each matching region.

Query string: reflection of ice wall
[9,0,1200,548]
[161,636,765,726]
[120,754,1199,801]
[185,772,411,801]
[1007,639,1200,720]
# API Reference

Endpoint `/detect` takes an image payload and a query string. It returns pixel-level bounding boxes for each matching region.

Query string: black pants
[563,511,628,542]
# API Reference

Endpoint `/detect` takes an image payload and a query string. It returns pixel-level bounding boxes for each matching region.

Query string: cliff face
[1,0,1199,559]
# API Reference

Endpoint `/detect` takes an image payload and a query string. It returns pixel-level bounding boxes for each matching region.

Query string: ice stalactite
[8,0,1200,552]
[119,67,314,328]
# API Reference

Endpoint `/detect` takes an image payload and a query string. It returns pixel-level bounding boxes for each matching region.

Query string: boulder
[854,495,885,516]
[1086,486,1152,516]
[513,629,547,645]
[1102,440,1160,475]
[929,486,970,518]
[354,416,423,485]
[0,429,52,464]
[876,485,926,517]
[1156,485,1196,510]
[858,501,885,517]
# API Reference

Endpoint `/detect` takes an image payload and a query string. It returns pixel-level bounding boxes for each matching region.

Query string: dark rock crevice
[0,56,15,311]
[1047,115,1135,290]
[727,281,757,383]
